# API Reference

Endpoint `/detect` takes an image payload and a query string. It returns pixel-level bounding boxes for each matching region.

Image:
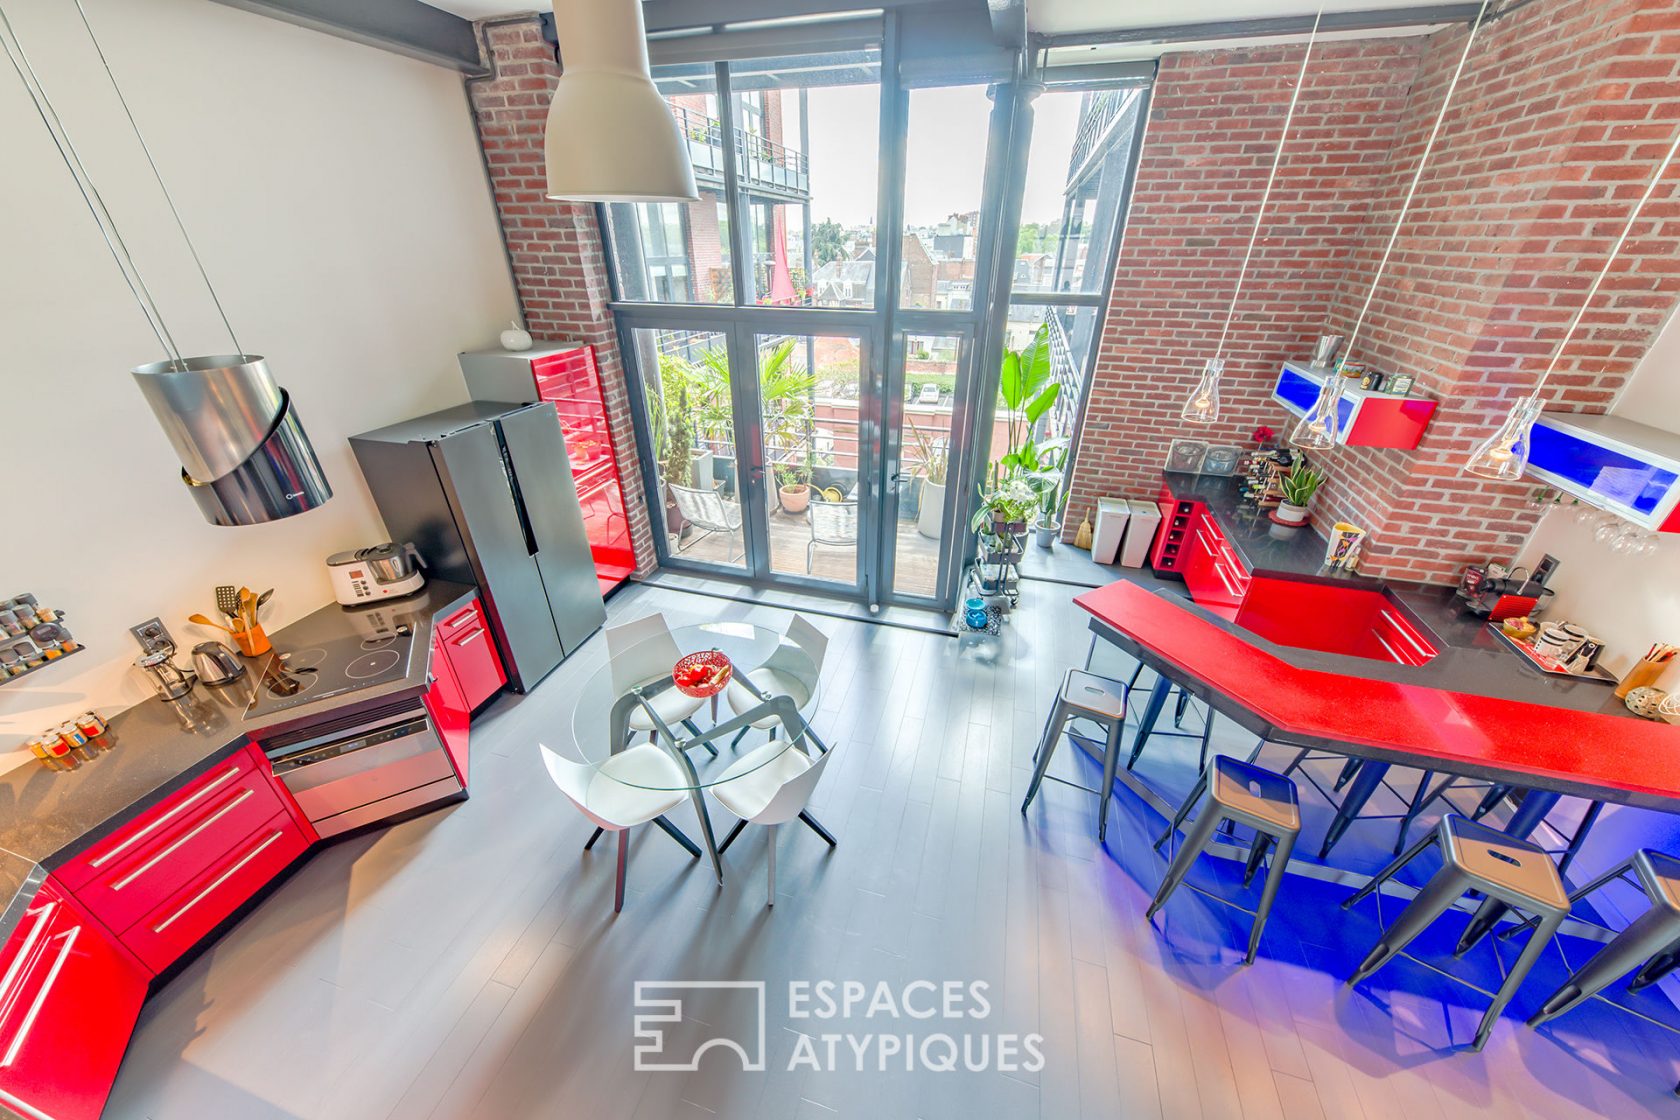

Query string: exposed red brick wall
[467,18,656,576]
[1070,1,1680,584]
[1067,39,1425,538]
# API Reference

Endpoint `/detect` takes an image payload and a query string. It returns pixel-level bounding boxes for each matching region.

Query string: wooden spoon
[188,613,235,633]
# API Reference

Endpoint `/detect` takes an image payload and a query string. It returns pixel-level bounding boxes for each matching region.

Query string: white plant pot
[1033,520,1059,548]
[689,449,714,489]
[1275,500,1310,526]
[917,478,945,539]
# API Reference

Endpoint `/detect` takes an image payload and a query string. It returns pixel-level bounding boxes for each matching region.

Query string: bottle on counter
[76,711,109,745]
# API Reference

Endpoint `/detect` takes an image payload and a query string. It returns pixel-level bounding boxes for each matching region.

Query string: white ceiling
[423,1,539,17]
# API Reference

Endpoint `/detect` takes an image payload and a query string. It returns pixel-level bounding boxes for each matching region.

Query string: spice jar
[28,737,69,772]
[58,723,96,762]
[0,611,19,637]
[76,711,108,740]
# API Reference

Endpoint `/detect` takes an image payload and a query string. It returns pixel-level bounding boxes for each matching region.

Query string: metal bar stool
[1125,671,1216,774]
[1147,754,1301,966]
[1518,849,1680,1026]
[1022,669,1130,842]
[1341,814,1570,1051]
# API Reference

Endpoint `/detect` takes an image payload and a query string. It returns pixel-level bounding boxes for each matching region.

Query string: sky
[801,84,1088,231]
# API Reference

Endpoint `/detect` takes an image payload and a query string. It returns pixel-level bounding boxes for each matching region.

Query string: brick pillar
[467,18,657,576]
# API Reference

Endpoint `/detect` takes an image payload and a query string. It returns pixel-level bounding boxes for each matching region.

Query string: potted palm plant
[1276,464,1326,527]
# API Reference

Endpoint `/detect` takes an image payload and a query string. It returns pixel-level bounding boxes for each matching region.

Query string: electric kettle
[191,641,246,685]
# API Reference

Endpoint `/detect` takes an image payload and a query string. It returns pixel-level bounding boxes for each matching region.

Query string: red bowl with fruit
[672,649,733,698]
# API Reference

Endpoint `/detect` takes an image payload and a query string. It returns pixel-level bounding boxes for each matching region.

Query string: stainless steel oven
[263,698,462,837]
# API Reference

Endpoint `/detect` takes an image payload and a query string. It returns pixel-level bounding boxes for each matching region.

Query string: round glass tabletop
[561,621,822,792]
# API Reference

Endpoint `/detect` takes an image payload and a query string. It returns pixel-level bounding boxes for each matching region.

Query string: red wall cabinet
[458,344,636,594]
[0,882,149,1120]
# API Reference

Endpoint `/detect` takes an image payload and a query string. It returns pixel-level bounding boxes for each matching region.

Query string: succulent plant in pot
[1276,464,1326,527]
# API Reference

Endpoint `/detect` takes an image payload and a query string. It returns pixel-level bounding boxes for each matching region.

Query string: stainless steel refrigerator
[350,401,606,692]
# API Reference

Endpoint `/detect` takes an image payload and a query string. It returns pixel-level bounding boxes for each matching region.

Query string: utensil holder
[1616,658,1667,699]
[231,623,271,658]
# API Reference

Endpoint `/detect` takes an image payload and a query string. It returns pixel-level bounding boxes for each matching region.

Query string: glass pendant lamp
[1465,393,1543,480]
[1181,359,1225,424]
[1289,372,1345,450]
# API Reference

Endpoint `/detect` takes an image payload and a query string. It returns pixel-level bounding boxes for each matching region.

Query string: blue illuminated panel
[1529,420,1679,522]
[1273,368,1355,438]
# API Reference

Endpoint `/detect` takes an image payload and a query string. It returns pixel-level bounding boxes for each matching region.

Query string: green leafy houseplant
[1279,465,1326,507]
[995,322,1060,483]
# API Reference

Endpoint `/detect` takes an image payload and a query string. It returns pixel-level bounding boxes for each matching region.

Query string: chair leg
[806,540,815,574]
[584,827,605,852]
[1557,800,1605,878]
[1320,761,1390,859]
[1349,867,1470,986]
[1022,703,1069,815]
[1343,828,1436,911]
[1128,680,1173,771]
[1242,833,1273,888]
[1530,907,1680,1025]
[1197,710,1216,773]
[1147,806,1225,921]
[652,815,702,857]
[1247,832,1297,966]
[1392,769,1438,855]
[1083,634,1097,671]
[614,829,629,913]
[1154,768,1209,852]
[766,823,778,907]
[1332,757,1363,792]
[718,818,749,854]
[1474,912,1564,1051]
[730,726,751,750]
[1097,719,1122,843]
[798,809,838,847]
[1629,945,1680,994]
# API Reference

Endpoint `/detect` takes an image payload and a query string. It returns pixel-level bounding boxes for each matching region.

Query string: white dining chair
[605,614,714,756]
[725,614,827,747]
[711,743,837,907]
[540,742,697,913]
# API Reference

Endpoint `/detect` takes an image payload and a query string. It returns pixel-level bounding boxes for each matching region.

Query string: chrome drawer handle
[111,788,257,891]
[89,763,243,869]
[0,927,78,1069]
[454,629,485,646]
[152,830,285,934]
[0,902,55,1013]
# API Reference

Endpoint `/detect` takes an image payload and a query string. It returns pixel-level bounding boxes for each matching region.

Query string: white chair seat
[725,668,812,729]
[585,744,689,827]
[626,683,707,732]
[711,742,816,821]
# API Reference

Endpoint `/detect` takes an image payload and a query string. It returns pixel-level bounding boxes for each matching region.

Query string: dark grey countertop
[1155,472,1628,718]
[0,581,477,942]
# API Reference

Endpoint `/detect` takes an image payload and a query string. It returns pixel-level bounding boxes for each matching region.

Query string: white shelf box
[1527,412,1680,533]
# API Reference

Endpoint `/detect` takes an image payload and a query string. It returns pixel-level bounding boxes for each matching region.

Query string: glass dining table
[563,621,831,881]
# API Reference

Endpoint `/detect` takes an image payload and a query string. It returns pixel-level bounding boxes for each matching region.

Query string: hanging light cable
[1183,7,1323,424]
[1291,0,1490,449]
[0,0,331,525]
[1465,119,1680,480]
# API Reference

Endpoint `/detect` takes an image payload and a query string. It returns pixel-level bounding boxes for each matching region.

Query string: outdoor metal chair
[668,481,744,562]
[806,495,858,573]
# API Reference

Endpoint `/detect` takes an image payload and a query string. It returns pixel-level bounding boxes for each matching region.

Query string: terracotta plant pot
[780,484,810,514]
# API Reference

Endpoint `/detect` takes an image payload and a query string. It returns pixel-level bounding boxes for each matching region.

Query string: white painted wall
[0,0,518,761]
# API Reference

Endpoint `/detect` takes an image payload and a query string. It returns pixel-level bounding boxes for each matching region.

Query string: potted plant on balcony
[778,462,811,515]
[1275,463,1326,527]
[917,441,949,540]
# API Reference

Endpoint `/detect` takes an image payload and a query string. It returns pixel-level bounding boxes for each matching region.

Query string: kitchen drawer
[122,810,310,975]
[436,599,487,641]
[442,612,506,711]
[0,883,149,1120]
[427,636,471,785]
[54,746,264,893]
[1371,607,1439,667]
[72,765,285,937]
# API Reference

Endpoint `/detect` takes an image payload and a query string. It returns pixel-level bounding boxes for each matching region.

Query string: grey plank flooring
[106,578,1679,1119]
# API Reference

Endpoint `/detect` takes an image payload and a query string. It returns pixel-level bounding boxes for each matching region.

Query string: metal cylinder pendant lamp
[543,0,698,203]
[0,0,330,525]
[1183,8,1322,426]
[1292,1,1489,450]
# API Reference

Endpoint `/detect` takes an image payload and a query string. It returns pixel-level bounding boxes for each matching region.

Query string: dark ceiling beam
[1033,3,1484,49]
[987,0,1026,49]
[209,0,483,73]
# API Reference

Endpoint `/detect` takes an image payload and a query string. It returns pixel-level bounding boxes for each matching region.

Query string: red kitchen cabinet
[435,598,507,711]
[1180,509,1249,619]
[0,882,149,1120]
[1236,576,1439,666]
[459,344,637,594]
[119,810,310,975]
[425,631,472,787]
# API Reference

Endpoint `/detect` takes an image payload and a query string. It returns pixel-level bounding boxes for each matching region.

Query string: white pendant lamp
[544,0,698,203]
[1291,0,1489,449]
[1183,8,1322,425]
[1465,119,1680,479]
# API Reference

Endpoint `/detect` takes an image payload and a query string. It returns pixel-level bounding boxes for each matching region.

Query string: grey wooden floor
[106,578,1680,1119]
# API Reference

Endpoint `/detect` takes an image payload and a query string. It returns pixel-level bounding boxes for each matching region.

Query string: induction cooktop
[244,626,414,720]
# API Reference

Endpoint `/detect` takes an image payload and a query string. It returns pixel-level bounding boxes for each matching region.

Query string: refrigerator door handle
[496,427,541,557]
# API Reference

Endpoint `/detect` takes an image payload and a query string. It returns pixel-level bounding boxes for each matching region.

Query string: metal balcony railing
[1044,309,1083,440]
[671,105,811,199]
[1066,89,1131,187]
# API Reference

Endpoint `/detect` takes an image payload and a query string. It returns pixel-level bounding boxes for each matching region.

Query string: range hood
[132,355,332,526]
[1526,411,1680,533]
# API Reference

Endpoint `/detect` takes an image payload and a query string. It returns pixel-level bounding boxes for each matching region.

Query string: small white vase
[500,320,533,351]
